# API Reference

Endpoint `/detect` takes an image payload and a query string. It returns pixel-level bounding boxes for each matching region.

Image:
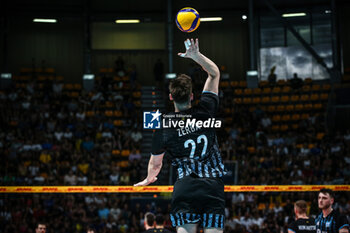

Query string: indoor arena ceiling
[2,0,350,19]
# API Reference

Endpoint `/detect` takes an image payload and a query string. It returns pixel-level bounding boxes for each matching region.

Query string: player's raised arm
[178,38,220,95]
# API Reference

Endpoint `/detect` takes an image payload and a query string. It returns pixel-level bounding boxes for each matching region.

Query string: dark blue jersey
[315,209,349,233]
[288,218,316,233]
[151,92,226,179]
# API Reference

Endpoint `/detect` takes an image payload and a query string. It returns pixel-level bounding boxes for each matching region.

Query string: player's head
[155,213,165,226]
[35,223,46,233]
[294,200,307,217]
[87,227,95,233]
[144,212,155,229]
[169,74,193,111]
[318,188,334,210]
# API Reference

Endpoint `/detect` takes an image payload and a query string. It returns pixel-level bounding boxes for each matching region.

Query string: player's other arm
[178,38,220,95]
[338,214,349,233]
[134,153,164,186]
[134,130,165,186]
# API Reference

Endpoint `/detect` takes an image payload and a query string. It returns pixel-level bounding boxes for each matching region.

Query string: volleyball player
[288,200,316,233]
[135,38,226,233]
[315,189,349,233]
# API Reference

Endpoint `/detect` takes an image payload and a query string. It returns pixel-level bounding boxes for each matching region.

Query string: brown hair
[36,223,46,229]
[294,200,307,214]
[319,188,335,199]
[169,74,192,104]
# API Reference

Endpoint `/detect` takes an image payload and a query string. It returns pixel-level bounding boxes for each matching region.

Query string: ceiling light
[200,17,223,22]
[33,18,57,23]
[115,19,140,24]
[282,13,306,17]
[242,15,247,20]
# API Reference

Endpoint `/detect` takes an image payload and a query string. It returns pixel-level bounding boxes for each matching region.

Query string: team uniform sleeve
[200,91,220,116]
[151,129,166,155]
[288,221,297,233]
[337,214,349,231]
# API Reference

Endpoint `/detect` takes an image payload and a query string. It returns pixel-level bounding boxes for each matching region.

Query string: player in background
[135,38,226,233]
[288,200,316,233]
[315,189,349,233]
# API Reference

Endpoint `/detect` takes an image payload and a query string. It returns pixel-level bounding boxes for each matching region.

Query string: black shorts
[170,174,225,229]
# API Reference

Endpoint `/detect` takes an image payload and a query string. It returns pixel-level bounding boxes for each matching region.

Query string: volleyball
[175,7,200,33]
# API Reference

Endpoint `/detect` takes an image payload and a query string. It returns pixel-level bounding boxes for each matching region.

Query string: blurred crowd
[1,191,349,233]
[219,104,350,186]
[0,76,143,187]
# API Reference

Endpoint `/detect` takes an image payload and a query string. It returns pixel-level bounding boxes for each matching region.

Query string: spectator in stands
[290,73,303,89]
[35,223,46,233]
[119,172,130,185]
[273,201,283,215]
[143,212,156,233]
[115,56,126,77]
[52,81,63,95]
[64,170,77,185]
[81,136,94,152]
[268,66,277,85]
[109,166,120,185]
[129,64,138,87]
[261,114,272,128]
[129,147,141,161]
[154,214,173,232]
[130,129,142,143]
[87,227,96,233]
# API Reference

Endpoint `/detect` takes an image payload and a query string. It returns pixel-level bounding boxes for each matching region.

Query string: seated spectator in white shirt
[64,170,77,185]
[54,128,64,141]
[232,193,245,204]
[77,173,88,185]
[28,162,40,176]
[52,81,63,94]
[101,130,113,138]
[31,143,43,151]
[109,168,120,185]
[273,202,283,215]
[76,110,85,121]
[130,130,142,143]
[33,175,45,184]
[251,211,264,228]
[261,115,272,128]
[240,212,253,230]
[63,128,73,139]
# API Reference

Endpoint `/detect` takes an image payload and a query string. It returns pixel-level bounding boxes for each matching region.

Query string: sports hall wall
[2,15,247,85]
[5,19,84,83]
[2,6,350,84]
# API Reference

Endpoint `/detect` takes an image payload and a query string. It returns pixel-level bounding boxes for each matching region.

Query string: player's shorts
[170,174,225,229]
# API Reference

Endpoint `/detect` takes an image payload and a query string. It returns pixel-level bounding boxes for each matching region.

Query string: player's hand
[178,38,199,59]
[133,177,157,186]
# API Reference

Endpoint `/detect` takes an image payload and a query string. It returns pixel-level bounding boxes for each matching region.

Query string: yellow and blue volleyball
[176,7,200,33]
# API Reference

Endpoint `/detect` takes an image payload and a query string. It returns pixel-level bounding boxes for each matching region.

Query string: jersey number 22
[184,134,208,158]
